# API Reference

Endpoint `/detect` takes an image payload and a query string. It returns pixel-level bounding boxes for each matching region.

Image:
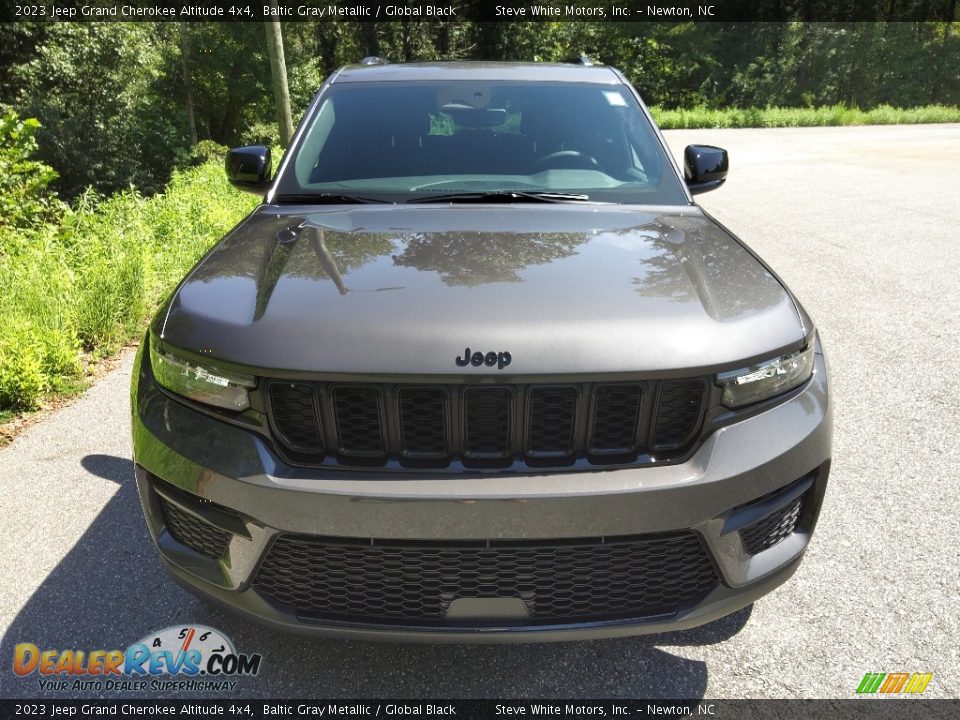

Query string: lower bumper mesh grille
[253,533,719,626]
[159,497,231,559]
[739,493,806,555]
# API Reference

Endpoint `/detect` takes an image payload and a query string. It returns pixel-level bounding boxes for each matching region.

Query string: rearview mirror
[684,145,728,195]
[442,106,507,128]
[226,145,272,193]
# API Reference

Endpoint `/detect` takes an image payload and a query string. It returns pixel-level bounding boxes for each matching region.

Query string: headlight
[150,341,255,411]
[717,345,815,408]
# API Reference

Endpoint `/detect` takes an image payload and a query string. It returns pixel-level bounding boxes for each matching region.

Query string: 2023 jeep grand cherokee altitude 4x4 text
[131,61,831,642]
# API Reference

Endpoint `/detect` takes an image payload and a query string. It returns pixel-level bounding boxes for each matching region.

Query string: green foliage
[238,121,281,148]
[180,139,230,168]
[13,23,186,197]
[651,104,960,129]
[0,327,47,411]
[0,23,47,102]
[171,23,273,144]
[0,107,65,240]
[0,230,80,409]
[0,158,255,411]
[719,23,960,109]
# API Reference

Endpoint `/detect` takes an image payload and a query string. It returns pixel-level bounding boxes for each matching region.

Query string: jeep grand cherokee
[131,61,831,641]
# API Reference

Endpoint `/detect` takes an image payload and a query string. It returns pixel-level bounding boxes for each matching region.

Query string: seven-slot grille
[268,378,705,468]
[253,532,720,626]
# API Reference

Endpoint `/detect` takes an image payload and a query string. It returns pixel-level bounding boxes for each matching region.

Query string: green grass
[0,159,255,412]
[650,104,960,129]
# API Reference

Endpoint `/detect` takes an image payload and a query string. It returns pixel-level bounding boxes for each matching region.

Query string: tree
[13,23,184,197]
[264,16,294,147]
[180,23,198,146]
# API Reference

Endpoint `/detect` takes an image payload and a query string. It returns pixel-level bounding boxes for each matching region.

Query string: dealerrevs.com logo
[12,625,262,692]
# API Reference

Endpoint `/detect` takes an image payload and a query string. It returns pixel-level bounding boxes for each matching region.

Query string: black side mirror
[684,144,728,195]
[226,145,272,193]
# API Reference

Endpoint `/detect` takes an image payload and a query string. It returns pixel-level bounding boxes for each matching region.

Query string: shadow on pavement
[1,454,752,699]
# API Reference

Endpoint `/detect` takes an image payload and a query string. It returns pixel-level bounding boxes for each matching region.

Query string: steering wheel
[535,150,600,170]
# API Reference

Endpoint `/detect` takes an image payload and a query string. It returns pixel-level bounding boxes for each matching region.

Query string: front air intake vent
[740,493,807,555]
[159,498,231,559]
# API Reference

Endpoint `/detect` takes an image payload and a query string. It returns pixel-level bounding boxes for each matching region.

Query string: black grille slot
[652,380,704,451]
[333,386,385,456]
[590,384,644,454]
[254,533,719,626]
[740,493,806,555]
[159,498,231,559]
[268,382,322,452]
[398,387,448,457]
[527,386,578,457]
[463,387,512,458]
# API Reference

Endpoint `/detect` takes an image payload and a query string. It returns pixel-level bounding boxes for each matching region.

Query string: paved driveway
[1,124,958,699]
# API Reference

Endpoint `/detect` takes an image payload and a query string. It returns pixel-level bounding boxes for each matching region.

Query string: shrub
[0,108,66,243]
[239,121,281,148]
[181,139,230,169]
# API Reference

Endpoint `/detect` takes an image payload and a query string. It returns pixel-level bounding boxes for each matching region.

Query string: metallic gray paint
[157,205,804,376]
[334,61,624,85]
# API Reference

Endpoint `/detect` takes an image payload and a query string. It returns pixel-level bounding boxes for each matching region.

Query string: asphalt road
[1,125,958,700]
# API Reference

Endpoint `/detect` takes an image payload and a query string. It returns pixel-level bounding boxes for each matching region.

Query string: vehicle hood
[157,204,805,375]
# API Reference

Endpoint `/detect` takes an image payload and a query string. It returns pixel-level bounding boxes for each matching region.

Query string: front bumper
[131,344,831,642]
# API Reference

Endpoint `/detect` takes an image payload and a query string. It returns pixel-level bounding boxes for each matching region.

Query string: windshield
[273,80,688,205]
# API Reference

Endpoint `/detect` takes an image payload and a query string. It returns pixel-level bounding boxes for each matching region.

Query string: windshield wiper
[409,191,591,204]
[272,193,389,205]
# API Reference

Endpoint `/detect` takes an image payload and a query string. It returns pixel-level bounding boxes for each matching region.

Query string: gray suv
[131,61,831,641]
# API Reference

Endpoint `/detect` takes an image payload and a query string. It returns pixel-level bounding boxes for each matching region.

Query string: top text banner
[6,0,960,22]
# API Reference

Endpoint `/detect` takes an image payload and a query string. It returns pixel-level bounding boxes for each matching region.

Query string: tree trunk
[216,61,246,143]
[264,14,294,147]
[180,23,197,145]
[360,23,380,58]
[315,23,339,77]
[437,22,451,57]
[402,20,414,61]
